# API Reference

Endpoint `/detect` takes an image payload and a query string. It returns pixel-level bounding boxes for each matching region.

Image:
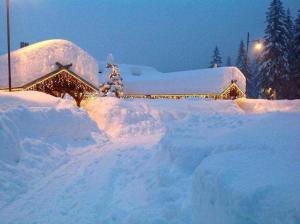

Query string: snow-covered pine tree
[258,0,289,99]
[99,54,124,98]
[236,40,253,97]
[284,9,295,98]
[289,10,300,98]
[226,56,232,66]
[250,53,263,98]
[108,64,124,98]
[209,46,222,68]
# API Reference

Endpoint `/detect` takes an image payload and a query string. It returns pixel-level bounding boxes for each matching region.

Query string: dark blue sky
[0,0,299,72]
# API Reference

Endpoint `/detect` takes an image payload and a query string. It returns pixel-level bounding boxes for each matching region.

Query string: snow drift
[191,112,300,224]
[82,97,163,141]
[0,92,104,208]
[0,92,100,164]
[237,98,300,113]
[0,39,99,88]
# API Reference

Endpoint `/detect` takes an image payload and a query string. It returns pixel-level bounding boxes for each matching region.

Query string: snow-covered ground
[0,92,300,224]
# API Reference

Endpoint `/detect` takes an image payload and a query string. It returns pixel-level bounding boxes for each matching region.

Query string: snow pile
[82,97,163,141]
[0,39,99,88]
[191,112,300,224]
[0,91,102,164]
[151,101,300,224]
[0,91,68,109]
[237,98,300,113]
[0,92,104,208]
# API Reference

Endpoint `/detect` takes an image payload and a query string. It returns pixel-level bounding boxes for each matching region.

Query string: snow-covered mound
[82,97,163,141]
[191,112,300,224]
[0,92,105,208]
[121,66,246,95]
[0,92,101,164]
[0,39,99,88]
[237,98,300,113]
[0,91,66,109]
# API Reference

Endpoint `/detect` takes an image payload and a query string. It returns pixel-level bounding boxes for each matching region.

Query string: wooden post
[6,0,12,91]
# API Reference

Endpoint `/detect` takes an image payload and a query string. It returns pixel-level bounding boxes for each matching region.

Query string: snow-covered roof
[0,39,99,88]
[117,66,246,95]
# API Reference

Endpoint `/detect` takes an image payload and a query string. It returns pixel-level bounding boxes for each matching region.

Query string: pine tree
[250,53,263,98]
[99,54,124,98]
[226,56,232,66]
[258,0,289,99]
[236,40,253,97]
[290,10,300,98]
[210,46,222,68]
[285,9,295,98]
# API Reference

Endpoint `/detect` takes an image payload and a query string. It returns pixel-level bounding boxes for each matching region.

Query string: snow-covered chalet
[118,65,246,100]
[0,39,100,106]
[0,39,246,105]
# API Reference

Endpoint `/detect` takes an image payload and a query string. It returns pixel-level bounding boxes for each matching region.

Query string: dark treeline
[209,0,300,99]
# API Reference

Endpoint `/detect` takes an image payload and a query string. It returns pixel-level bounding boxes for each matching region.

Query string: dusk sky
[0,0,299,72]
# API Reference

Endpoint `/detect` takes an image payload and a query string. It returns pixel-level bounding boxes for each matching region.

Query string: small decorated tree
[99,54,124,98]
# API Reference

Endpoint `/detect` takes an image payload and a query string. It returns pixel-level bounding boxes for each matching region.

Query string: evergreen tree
[226,56,232,66]
[210,46,222,68]
[290,10,300,98]
[258,0,289,99]
[250,53,263,98]
[284,9,295,98]
[236,40,253,97]
[285,9,294,64]
[99,54,124,98]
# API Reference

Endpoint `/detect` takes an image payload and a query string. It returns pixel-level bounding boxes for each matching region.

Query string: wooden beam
[55,62,73,70]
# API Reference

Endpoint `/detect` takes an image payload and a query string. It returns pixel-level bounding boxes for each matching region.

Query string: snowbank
[0,91,67,109]
[0,39,99,88]
[193,148,300,224]
[124,98,299,224]
[0,92,100,165]
[237,98,300,113]
[191,112,300,224]
[0,92,104,208]
[82,97,163,141]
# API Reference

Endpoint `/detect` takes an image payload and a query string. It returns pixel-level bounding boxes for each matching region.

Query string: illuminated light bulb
[254,42,263,51]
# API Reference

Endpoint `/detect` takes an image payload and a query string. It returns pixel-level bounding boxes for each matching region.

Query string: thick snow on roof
[98,63,246,95]
[99,62,159,77]
[117,66,246,95]
[0,39,99,88]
